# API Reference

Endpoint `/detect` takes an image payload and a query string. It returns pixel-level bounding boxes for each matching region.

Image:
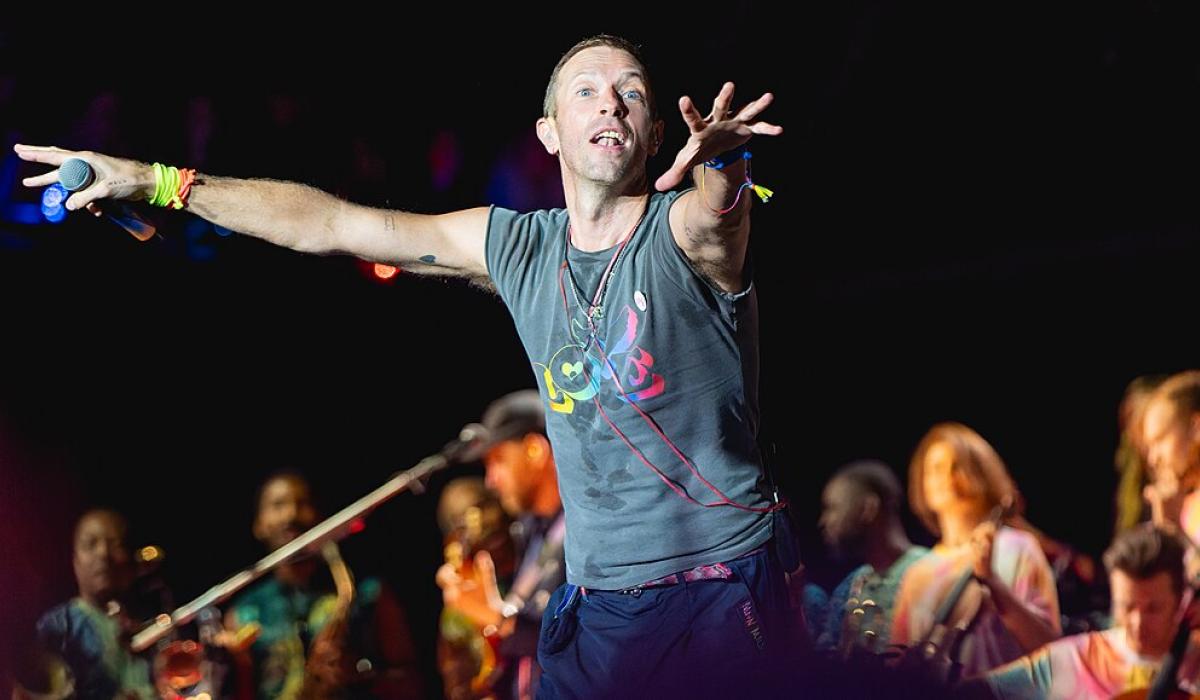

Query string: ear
[251,516,268,544]
[859,493,881,526]
[536,117,560,155]
[523,433,552,469]
[649,118,665,157]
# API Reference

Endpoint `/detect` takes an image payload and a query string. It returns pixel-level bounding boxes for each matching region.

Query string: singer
[17,35,791,697]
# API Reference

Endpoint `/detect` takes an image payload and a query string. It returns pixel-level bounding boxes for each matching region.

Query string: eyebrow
[569,70,646,85]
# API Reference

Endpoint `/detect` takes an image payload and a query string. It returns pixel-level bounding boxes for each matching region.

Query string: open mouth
[590,129,627,149]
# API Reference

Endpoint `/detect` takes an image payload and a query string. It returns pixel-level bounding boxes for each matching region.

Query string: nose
[1147,444,1164,472]
[599,86,627,118]
[1127,610,1142,634]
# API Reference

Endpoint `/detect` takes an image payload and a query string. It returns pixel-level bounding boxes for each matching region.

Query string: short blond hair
[542,35,657,120]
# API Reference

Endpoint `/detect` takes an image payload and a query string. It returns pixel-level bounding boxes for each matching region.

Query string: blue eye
[577,88,593,97]
[624,90,643,100]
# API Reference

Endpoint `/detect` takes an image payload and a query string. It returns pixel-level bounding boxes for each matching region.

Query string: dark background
[0,3,1197,692]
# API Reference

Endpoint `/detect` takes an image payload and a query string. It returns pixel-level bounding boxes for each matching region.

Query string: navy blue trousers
[536,542,802,698]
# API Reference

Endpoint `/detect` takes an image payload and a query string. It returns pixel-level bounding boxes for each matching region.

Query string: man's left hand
[655,82,783,192]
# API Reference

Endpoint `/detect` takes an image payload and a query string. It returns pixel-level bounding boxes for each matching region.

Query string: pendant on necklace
[591,305,604,320]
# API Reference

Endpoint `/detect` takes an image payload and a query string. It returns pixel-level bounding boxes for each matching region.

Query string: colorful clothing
[891,526,1061,677]
[231,575,387,700]
[983,627,1200,699]
[1180,490,1200,547]
[36,597,156,700]
[816,546,930,652]
[486,189,772,590]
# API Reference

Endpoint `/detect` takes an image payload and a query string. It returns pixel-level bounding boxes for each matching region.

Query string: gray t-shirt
[486,189,772,590]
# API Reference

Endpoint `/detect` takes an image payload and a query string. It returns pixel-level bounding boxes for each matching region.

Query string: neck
[562,173,650,252]
[938,504,989,548]
[275,557,317,587]
[1125,628,1169,661]
[78,591,116,610]
[863,523,914,574]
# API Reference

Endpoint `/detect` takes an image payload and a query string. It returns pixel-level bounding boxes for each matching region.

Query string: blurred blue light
[41,183,66,208]
[40,203,66,223]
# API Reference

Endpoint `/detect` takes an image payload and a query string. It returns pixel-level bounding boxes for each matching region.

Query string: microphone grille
[59,158,94,192]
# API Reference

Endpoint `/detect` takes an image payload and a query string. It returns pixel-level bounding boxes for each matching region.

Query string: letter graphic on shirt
[535,296,666,414]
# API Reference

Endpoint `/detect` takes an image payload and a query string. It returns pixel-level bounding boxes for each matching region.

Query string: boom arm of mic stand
[130,452,453,652]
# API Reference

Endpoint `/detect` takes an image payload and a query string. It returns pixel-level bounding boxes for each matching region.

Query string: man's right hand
[14,144,155,216]
[15,144,492,281]
[437,552,505,629]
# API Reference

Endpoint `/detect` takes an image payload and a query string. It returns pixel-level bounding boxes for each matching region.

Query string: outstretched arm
[15,144,491,281]
[656,82,783,292]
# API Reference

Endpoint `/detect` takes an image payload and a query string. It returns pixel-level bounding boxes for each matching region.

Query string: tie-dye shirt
[486,190,773,590]
[890,526,1061,677]
[982,627,1200,699]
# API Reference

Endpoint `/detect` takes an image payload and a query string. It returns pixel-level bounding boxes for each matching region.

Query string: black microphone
[58,158,157,241]
[443,423,491,463]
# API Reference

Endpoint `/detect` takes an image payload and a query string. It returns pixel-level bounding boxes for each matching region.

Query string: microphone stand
[131,435,479,652]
